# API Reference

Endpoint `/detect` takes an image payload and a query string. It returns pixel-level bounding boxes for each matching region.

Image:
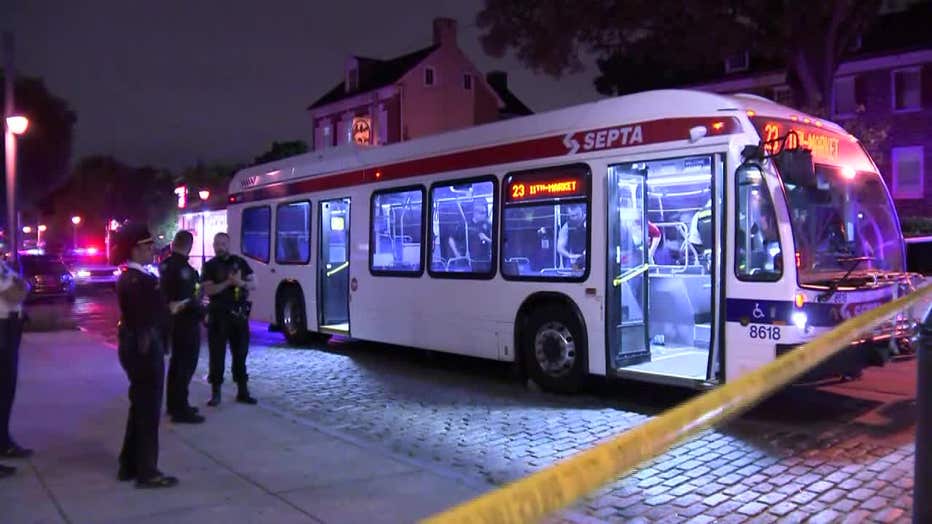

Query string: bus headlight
[792,311,808,330]
[76,269,92,279]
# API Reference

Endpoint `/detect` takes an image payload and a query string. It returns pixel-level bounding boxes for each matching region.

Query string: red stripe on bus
[230,116,740,203]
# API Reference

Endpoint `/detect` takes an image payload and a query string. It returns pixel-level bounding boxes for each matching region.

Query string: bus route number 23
[748,324,781,340]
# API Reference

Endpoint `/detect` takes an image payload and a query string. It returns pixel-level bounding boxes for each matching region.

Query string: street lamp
[198,189,210,201]
[37,224,46,247]
[21,226,31,234]
[5,115,28,135]
[5,114,29,262]
[71,215,82,249]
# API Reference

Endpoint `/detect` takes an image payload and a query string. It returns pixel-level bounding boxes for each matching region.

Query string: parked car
[20,254,76,302]
[62,248,122,288]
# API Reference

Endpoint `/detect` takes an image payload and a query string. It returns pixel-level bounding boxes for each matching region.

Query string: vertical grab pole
[915,306,932,524]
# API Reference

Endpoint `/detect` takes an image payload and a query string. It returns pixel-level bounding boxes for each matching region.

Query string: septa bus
[225,89,921,392]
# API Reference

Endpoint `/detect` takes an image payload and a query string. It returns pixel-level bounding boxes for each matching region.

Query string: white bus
[227,90,918,392]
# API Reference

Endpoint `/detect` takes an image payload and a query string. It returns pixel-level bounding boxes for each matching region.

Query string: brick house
[684,3,931,219]
[307,18,532,151]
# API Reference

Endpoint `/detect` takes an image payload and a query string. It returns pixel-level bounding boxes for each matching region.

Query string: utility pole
[3,32,17,268]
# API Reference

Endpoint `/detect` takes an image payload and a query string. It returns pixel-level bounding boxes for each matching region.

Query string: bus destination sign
[506,167,588,203]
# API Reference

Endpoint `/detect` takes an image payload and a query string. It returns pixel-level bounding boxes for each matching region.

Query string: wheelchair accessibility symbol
[752,303,766,320]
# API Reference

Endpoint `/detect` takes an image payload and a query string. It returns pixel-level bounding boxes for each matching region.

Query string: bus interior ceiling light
[646,173,711,186]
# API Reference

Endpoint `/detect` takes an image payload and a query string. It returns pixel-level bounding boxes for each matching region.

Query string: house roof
[307,45,439,110]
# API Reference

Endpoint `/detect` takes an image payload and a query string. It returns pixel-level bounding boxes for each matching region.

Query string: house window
[724,51,749,74]
[834,76,857,116]
[463,74,472,90]
[771,85,793,106]
[892,146,924,199]
[892,68,921,111]
[425,67,435,86]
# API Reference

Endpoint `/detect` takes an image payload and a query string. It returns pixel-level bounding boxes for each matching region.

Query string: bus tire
[279,288,310,345]
[522,305,587,394]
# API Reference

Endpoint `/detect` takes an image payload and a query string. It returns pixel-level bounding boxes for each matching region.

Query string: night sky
[6,1,602,171]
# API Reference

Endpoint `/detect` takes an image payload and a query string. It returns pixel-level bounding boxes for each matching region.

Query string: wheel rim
[282,299,301,336]
[534,321,576,378]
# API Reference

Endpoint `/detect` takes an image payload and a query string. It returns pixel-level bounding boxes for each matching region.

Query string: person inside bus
[557,204,587,273]
[688,199,713,262]
[446,197,492,272]
[738,209,782,275]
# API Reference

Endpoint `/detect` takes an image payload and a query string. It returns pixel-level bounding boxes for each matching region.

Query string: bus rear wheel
[279,289,310,345]
[522,305,586,393]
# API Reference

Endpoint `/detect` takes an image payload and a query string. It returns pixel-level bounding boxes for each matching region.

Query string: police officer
[114,223,178,488]
[0,255,32,479]
[203,232,257,406]
[160,230,205,424]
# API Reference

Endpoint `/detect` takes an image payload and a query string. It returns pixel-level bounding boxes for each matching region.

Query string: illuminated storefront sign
[352,117,372,145]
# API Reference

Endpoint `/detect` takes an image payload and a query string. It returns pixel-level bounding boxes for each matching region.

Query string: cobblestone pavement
[74,292,916,523]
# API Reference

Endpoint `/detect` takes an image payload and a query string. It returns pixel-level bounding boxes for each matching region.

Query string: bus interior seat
[402,244,420,266]
[648,277,695,347]
[373,252,394,268]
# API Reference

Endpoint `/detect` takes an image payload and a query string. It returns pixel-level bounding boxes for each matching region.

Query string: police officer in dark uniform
[160,230,205,424]
[113,223,178,489]
[203,232,257,406]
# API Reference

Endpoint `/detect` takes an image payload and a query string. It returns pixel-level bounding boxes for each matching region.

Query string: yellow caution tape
[423,283,932,524]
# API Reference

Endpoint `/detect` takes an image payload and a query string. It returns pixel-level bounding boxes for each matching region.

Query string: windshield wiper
[817,256,875,302]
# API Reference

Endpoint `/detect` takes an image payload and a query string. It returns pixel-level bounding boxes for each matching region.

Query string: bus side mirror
[775,148,816,187]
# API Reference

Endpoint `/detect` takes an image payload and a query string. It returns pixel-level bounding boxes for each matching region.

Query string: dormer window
[724,51,749,74]
[425,67,435,86]
[463,74,473,90]
[347,68,359,92]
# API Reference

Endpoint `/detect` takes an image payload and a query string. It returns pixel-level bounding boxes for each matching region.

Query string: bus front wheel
[522,305,587,393]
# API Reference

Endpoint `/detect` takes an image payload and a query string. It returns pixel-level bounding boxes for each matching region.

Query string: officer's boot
[236,383,257,405]
[207,384,222,407]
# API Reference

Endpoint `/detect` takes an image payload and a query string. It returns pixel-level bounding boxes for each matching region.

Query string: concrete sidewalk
[0,330,484,523]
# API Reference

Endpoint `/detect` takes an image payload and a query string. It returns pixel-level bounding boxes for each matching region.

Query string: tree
[252,140,308,165]
[0,73,77,214]
[37,156,175,249]
[476,0,883,113]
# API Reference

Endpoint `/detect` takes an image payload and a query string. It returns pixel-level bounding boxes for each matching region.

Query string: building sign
[352,117,372,145]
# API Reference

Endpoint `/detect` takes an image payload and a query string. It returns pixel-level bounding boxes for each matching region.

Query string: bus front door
[607,168,651,367]
[318,198,351,333]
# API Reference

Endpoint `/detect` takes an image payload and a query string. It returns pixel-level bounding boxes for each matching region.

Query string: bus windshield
[783,165,904,286]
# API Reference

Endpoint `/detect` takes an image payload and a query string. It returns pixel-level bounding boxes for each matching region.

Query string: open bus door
[318,198,351,333]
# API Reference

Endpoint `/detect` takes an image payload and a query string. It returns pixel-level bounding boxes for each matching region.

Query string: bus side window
[428,177,497,278]
[735,166,782,281]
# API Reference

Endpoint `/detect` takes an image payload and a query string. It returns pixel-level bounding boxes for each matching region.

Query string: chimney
[433,17,457,46]
[486,71,507,92]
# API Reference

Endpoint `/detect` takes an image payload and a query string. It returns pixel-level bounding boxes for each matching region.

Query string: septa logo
[565,125,644,155]
[240,175,259,188]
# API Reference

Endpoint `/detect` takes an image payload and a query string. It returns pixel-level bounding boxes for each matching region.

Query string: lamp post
[4,32,26,266]
[71,215,82,249]
[37,224,46,247]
